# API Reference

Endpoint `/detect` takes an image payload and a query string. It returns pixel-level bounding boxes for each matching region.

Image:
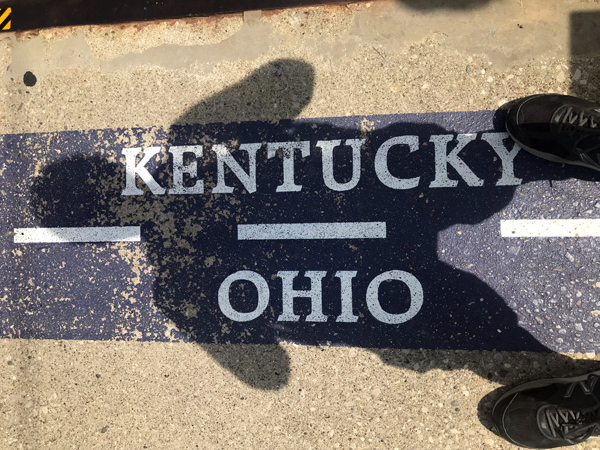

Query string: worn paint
[1,109,599,353]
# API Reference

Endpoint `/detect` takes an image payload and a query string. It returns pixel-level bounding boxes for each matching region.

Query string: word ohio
[217,270,423,324]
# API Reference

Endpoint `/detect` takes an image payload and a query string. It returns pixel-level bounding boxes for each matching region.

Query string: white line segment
[13,226,141,244]
[238,222,387,240]
[501,219,600,238]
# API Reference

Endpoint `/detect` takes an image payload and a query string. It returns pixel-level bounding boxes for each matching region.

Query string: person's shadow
[26,59,600,403]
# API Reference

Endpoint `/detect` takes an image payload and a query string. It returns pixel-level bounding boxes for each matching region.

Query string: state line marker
[500,219,600,238]
[13,226,141,243]
[238,222,387,240]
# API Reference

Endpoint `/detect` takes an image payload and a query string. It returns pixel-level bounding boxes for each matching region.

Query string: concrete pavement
[2,1,600,448]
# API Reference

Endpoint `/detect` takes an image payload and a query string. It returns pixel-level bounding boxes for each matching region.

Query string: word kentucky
[121,132,522,196]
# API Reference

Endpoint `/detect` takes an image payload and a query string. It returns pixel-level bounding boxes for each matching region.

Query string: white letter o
[366,270,423,324]
[218,271,270,322]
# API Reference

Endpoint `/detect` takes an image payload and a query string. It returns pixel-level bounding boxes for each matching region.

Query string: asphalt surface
[2,108,600,355]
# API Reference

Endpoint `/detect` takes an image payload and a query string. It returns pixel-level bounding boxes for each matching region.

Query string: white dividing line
[501,219,600,238]
[238,222,387,240]
[13,226,141,244]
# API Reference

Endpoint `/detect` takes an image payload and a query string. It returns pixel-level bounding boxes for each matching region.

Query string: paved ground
[2,1,600,449]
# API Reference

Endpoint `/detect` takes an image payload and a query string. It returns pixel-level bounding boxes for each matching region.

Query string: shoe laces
[558,106,600,130]
[556,107,600,153]
[545,375,600,442]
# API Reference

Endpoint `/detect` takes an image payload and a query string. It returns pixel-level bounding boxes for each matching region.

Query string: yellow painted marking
[0,8,11,26]
[2,20,10,31]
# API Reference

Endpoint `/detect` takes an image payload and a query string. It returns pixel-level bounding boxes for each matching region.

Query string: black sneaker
[506,94,600,172]
[492,371,600,448]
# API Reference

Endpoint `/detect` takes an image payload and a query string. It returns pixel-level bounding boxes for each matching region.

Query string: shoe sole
[492,369,600,419]
[506,126,600,174]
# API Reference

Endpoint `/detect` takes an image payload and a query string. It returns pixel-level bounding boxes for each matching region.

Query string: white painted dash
[13,226,141,244]
[501,219,600,238]
[238,222,387,240]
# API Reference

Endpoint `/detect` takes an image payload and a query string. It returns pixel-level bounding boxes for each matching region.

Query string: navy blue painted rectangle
[1,110,599,353]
